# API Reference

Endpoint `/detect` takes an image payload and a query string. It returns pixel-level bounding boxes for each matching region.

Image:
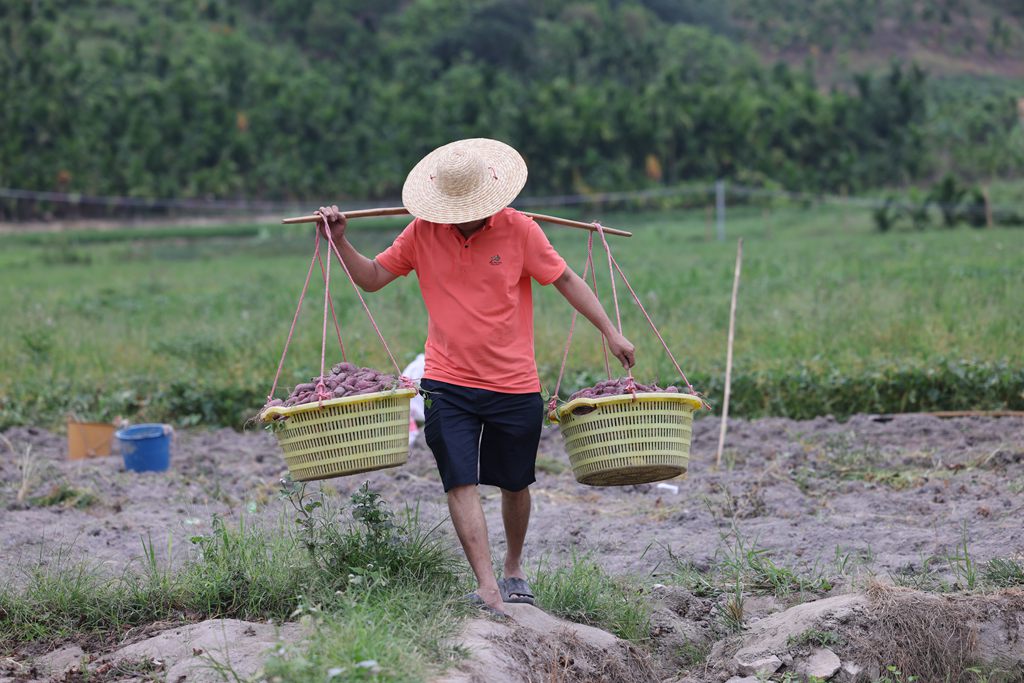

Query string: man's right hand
[317,205,347,244]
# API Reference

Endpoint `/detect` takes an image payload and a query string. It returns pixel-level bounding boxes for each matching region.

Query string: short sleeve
[523,220,567,285]
[375,219,418,277]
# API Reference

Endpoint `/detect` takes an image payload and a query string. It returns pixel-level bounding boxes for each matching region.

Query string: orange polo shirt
[376,208,567,394]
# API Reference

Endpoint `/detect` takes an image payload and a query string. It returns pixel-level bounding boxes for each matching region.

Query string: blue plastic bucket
[115,424,172,473]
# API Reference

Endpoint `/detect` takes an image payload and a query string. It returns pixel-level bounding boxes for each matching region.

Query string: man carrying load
[318,138,634,617]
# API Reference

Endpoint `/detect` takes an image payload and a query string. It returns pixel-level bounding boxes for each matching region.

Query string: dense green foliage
[925,76,1024,180]
[0,0,947,218]
[1,203,1021,427]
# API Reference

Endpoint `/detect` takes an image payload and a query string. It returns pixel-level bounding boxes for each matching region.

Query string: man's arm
[317,205,399,292]
[552,267,636,369]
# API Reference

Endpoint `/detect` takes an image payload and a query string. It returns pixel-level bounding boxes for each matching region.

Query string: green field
[2,204,1022,428]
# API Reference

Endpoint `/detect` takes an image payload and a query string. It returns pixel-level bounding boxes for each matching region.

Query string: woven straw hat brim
[402,138,528,224]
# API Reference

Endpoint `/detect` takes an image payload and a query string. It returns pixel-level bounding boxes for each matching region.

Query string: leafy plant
[873,197,902,232]
[929,175,968,228]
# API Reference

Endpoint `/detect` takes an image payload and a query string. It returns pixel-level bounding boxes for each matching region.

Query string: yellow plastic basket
[555,392,703,487]
[260,388,417,482]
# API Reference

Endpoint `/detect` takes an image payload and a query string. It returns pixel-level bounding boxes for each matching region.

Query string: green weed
[676,641,711,666]
[664,526,834,602]
[716,525,834,597]
[982,558,1024,588]
[28,484,98,509]
[946,522,979,591]
[263,588,467,683]
[714,578,745,633]
[531,554,651,643]
[875,664,920,682]
[787,628,843,648]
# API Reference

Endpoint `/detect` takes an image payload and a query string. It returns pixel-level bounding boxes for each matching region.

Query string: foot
[477,584,504,611]
[465,589,508,619]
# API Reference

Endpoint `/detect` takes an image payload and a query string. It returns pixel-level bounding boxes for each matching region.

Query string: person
[317,138,634,617]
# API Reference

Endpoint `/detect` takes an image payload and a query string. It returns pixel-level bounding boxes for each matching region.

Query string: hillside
[730,0,1024,80]
[1,0,1021,217]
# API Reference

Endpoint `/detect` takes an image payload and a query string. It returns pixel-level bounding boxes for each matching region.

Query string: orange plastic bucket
[67,421,116,460]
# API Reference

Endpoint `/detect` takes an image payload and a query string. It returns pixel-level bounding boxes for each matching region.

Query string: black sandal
[499,577,536,605]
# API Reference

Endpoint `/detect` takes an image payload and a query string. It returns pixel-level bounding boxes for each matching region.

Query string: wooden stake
[715,238,743,468]
[281,207,632,237]
[982,187,993,228]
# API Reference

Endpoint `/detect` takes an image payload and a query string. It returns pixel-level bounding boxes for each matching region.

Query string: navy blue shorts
[421,378,544,492]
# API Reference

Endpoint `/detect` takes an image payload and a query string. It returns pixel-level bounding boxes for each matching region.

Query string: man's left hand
[608,331,636,369]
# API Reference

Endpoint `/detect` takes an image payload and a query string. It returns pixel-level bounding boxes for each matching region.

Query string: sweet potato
[565,377,686,415]
[264,362,401,411]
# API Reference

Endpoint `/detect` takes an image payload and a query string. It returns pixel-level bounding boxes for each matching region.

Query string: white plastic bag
[403,353,426,423]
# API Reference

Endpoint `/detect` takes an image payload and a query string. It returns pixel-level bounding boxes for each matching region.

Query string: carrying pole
[281,207,632,237]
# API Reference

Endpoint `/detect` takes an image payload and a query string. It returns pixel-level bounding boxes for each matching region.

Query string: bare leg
[447,484,504,613]
[501,486,531,580]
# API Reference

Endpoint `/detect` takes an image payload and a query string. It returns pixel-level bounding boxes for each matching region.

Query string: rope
[548,221,701,415]
[593,222,636,398]
[549,234,598,419]
[608,253,695,396]
[585,235,612,379]
[322,225,405,378]
[315,230,333,402]
[316,248,347,362]
[267,219,413,402]
[267,234,322,400]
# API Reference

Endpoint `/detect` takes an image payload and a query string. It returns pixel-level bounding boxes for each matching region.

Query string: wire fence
[2,181,1022,236]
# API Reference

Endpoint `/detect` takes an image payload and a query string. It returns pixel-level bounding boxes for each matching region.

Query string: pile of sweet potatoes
[568,377,681,402]
[264,362,399,410]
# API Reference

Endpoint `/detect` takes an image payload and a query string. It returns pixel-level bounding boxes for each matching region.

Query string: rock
[797,647,841,679]
[735,653,783,677]
[91,618,304,683]
[711,594,865,674]
[433,603,655,683]
[835,660,864,682]
[34,644,86,676]
[725,677,760,683]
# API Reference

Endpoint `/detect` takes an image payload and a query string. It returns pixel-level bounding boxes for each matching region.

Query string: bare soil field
[3,414,1022,582]
[2,414,1023,681]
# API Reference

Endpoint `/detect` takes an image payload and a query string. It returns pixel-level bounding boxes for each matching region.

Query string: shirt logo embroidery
[489,254,502,266]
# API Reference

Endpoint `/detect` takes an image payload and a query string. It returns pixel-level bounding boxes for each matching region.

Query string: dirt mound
[434,603,655,683]
[12,619,303,683]
[707,586,1024,682]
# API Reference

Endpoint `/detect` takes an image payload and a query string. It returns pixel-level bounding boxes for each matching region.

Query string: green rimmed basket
[554,392,703,486]
[260,388,417,482]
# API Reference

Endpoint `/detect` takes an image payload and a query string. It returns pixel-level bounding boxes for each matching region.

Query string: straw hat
[402,138,528,224]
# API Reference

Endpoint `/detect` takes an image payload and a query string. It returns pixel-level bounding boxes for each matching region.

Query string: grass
[982,558,1024,588]
[890,524,1024,594]
[27,484,98,509]
[786,627,843,648]
[0,201,1022,428]
[263,589,468,683]
[0,483,468,681]
[530,554,651,643]
[663,523,835,634]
